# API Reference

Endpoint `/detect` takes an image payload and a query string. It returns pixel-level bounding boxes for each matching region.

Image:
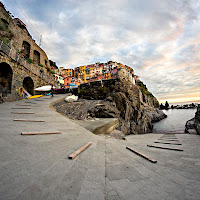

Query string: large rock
[70,78,166,135]
[195,105,200,134]
[185,104,200,134]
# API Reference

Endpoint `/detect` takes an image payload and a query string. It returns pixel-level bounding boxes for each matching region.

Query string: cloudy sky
[2,0,200,103]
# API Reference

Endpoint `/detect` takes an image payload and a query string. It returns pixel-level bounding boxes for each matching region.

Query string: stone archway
[23,77,34,95]
[0,62,13,94]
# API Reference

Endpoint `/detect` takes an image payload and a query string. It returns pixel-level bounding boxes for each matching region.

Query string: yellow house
[78,66,86,83]
[85,65,91,82]
[62,68,74,77]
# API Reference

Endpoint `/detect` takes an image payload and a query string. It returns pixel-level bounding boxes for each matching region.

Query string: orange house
[64,76,81,88]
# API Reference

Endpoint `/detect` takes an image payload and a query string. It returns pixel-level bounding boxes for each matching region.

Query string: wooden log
[147,145,183,151]
[158,139,179,142]
[21,131,61,135]
[14,119,44,122]
[15,104,32,106]
[11,108,32,109]
[126,146,157,163]
[11,112,35,114]
[161,136,176,138]
[154,142,182,145]
[68,142,92,160]
[25,102,37,104]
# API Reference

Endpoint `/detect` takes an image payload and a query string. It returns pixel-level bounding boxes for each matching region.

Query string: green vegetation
[0,19,8,31]
[38,63,44,67]
[2,37,10,46]
[26,57,33,64]
[51,71,55,74]
[47,68,51,72]
[138,81,154,97]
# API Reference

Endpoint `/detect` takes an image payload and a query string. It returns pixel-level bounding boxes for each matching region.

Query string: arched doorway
[23,77,34,95]
[0,62,13,94]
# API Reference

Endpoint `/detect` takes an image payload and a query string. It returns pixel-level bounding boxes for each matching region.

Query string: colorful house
[78,66,86,83]
[64,76,81,88]
[54,74,64,88]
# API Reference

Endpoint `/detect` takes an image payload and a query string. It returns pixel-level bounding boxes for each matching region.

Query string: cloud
[2,0,200,102]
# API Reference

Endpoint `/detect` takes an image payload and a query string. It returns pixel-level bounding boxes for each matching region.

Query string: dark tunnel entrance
[23,77,34,95]
[0,62,13,95]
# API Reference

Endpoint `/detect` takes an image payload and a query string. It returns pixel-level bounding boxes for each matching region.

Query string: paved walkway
[0,95,200,200]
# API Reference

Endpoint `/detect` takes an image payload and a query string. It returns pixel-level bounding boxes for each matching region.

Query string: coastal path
[0,95,200,200]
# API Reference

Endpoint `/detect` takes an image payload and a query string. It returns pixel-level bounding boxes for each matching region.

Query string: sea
[153,101,200,133]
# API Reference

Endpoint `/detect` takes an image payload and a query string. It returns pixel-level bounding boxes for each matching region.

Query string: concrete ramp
[73,118,119,135]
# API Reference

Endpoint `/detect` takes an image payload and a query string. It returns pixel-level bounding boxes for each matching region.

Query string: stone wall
[0,4,56,102]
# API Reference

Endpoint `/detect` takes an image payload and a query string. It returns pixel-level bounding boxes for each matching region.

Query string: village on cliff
[0,2,139,102]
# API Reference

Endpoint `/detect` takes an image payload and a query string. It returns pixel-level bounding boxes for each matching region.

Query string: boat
[28,95,43,99]
[65,95,78,102]
[34,85,55,92]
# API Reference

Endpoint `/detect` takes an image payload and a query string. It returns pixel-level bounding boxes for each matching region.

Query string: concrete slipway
[0,94,200,200]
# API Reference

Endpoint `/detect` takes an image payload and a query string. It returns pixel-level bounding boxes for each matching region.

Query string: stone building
[0,2,55,101]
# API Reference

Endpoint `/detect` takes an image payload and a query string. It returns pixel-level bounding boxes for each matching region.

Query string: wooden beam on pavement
[11,112,35,114]
[126,146,157,163]
[154,142,182,145]
[15,104,32,106]
[21,131,61,135]
[158,139,179,142]
[25,102,37,104]
[33,99,43,101]
[147,145,183,151]
[11,108,32,109]
[68,142,92,160]
[14,119,44,122]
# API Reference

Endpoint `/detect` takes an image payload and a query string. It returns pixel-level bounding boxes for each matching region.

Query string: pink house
[111,66,118,79]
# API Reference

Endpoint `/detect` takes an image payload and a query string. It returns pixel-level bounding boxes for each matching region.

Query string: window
[33,50,40,64]
[22,41,31,59]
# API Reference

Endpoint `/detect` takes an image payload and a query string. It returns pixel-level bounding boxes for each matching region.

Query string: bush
[38,63,44,67]
[26,58,33,63]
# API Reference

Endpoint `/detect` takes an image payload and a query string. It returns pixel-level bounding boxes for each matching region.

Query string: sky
[2,0,200,103]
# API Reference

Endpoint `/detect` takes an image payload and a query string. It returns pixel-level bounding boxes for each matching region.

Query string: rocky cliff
[186,105,200,134]
[55,78,166,135]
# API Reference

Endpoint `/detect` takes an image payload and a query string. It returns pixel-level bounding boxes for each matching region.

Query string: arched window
[33,50,40,64]
[22,41,30,59]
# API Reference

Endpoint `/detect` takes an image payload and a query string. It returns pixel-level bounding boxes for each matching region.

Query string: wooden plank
[126,146,157,163]
[15,104,32,106]
[33,99,43,101]
[21,131,61,135]
[158,139,179,142]
[147,145,183,151]
[11,112,35,114]
[14,119,44,122]
[25,102,37,104]
[68,142,92,160]
[154,142,182,145]
[11,108,32,109]
[161,136,176,138]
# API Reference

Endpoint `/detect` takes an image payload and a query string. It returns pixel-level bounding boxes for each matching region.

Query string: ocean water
[153,107,197,133]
